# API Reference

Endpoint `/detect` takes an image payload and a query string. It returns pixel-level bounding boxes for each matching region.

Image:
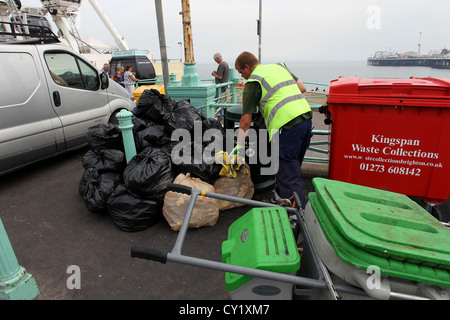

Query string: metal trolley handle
[130,184,367,298]
[131,246,168,264]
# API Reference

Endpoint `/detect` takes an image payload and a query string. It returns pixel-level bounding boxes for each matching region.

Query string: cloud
[22,0,450,63]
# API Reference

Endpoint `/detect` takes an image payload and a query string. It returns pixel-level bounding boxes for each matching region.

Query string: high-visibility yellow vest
[247,63,311,140]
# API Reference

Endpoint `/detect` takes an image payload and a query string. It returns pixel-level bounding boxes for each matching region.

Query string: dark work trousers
[275,118,312,209]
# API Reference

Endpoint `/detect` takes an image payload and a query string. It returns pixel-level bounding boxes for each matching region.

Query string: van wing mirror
[100,72,109,89]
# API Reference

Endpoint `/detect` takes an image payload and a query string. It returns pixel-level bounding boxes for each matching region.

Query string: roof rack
[0,21,60,44]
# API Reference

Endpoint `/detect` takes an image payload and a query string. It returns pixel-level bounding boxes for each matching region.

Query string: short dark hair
[235,51,259,69]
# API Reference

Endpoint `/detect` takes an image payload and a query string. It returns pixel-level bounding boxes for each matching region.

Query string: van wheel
[109,110,122,126]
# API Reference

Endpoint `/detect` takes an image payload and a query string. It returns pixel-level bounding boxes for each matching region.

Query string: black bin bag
[82,148,125,173]
[137,123,171,151]
[202,117,226,135]
[107,184,162,232]
[172,141,222,185]
[132,89,175,124]
[87,123,124,151]
[132,116,154,132]
[164,99,205,133]
[79,168,121,214]
[123,147,173,201]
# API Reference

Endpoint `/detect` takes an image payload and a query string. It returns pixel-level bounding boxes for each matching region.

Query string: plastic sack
[213,164,255,211]
[132,115,154,132]
[79,168,121,214]
[137,123,171,150]
[123,147,173,200]
[82,148,125,173]
[201,117,226,154]
[159,140,179,158]
[172,141,222,184]
[107,184,162,232]
[201,117,226,136]
[87,123,124,151]
[132,89,175,124]
[131,115,171,152]
[163,173,219,231]
[164,99,205,133]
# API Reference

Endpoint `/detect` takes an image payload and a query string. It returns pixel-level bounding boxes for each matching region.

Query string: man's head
[213,52,223,64]
[235,51,259,79]
[103,63,110,72]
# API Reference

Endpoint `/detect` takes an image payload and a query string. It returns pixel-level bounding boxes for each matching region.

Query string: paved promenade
[0,107,448,300]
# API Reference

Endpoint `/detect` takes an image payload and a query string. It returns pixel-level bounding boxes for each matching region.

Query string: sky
[22,0,450,64]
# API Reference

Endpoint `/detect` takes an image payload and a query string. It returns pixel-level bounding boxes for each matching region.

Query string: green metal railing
[303,81,330,164]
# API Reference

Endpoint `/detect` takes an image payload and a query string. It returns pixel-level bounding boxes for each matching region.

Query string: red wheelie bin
[326,76,450,219]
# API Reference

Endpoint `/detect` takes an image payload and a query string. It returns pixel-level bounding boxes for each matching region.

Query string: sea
[195,60,450,90]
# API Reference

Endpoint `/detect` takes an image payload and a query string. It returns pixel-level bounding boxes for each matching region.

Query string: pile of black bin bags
[79,89,225,232]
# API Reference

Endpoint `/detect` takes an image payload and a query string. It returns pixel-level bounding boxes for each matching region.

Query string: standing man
[211,53,229,121]
[234,51,312,209]
[101,63,110,77]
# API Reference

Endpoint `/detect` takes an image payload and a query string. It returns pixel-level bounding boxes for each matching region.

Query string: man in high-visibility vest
[234,51,312,209]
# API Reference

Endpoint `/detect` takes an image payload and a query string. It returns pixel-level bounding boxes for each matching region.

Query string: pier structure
[368,57,450,69]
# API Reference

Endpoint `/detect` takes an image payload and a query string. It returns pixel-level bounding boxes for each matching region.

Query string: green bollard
[166,62,216,118]
[0,219,39,300]
[229,68,237,104]
[116,109,137,163]
[169,72,180,86]
[181,62,201,87]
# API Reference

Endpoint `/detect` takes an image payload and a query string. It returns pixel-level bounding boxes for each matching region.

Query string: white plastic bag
[163,173,219,231]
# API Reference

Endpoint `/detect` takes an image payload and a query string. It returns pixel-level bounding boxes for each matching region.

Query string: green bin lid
[309,178,450,287]
[222,207,300,291]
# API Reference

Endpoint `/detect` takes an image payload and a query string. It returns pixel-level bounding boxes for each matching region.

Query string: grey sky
[23,0,450,64]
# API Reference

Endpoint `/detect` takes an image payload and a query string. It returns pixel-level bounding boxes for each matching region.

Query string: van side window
[44,52,100,91]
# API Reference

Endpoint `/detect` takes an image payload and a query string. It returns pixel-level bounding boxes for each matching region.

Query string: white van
[0,38,134,175]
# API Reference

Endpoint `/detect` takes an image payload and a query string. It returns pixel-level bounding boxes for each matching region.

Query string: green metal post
[181,62,201,87]
[169,72,178,85]
[116,109,137,163]
[229,68,237,104]
[0,219,39,300]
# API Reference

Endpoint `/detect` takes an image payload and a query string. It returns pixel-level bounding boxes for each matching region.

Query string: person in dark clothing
[211,52,229,120]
